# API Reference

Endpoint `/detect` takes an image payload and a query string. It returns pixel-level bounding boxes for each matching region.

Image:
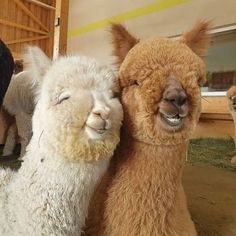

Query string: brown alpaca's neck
[113,134,187,227]
[115,134,187,179]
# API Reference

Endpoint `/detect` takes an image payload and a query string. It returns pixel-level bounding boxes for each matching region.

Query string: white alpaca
[0,46,123,236]
[2,71,37,157]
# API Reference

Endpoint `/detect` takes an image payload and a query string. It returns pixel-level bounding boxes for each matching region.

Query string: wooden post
[53,0,69,59]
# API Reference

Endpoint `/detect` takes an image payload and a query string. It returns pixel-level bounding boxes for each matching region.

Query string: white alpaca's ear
[23,46,51,84]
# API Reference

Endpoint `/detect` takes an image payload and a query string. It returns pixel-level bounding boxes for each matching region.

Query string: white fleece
[0,141,109,236]
[0,46,123,236]
[2,71,37,157]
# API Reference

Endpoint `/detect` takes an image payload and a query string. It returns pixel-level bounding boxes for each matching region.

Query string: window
[202,25,236,97]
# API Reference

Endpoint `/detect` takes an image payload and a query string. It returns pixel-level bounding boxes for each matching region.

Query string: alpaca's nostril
[177,95,187,106]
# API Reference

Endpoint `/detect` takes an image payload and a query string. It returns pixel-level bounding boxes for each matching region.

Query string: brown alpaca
[227,86,236,165]
[84,21,211,236]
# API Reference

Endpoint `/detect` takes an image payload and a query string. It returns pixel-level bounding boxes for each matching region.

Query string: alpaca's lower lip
[160,113,183,127]
[86,125,106,134]
[97,129,106,134]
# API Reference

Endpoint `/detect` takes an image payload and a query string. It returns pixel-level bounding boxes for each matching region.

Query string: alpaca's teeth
[166,117,181,124]
[160,113,183,127]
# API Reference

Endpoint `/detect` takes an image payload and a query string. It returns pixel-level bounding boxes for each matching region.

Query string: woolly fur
[84,21,211,236]
[2,71,37,156]
[0,47,123,235]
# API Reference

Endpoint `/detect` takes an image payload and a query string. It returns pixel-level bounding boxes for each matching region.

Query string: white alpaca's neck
[10,139,110,235]
[23,139,109,192]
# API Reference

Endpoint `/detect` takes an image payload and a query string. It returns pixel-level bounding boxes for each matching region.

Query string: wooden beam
[0,19,48,35]
[53,0,69,58]
[200,113,232,120]
[6,35,50,45]
[24,0,55,10]
[201,97,229,114]
[14,0,49,32]
[46,0,56,58]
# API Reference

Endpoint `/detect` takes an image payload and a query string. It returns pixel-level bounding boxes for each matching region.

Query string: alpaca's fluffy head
[227,86,236,112]
[111,21,211,145]
[3,71,36,116]
[25,47,123,163]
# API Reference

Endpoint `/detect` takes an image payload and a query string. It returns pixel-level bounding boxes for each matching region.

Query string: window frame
[201,24,236,97]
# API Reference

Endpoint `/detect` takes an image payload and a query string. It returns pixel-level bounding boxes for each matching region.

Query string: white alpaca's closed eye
[57,92,70,104]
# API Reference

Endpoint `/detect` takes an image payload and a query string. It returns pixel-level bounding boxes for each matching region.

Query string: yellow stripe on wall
[68,0,191,38]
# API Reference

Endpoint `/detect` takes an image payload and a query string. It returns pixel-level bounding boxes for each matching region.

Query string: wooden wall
[0,0,56,58]
[193,119,234,139]
[0,0,57,144]
[193,97,234,139]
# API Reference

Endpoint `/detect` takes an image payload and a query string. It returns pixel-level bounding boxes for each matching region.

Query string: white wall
[67,0,236,64]
[206,40,236,72]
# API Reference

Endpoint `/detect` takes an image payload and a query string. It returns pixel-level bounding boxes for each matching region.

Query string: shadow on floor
[0,144,22,170]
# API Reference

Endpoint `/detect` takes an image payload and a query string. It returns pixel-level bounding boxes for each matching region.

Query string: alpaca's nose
[163,78,187,107]
[164,89,187,106]
[93,107,110,120]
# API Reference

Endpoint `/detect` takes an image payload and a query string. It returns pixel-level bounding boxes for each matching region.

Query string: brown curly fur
[227,86,236,165]
[226,86,236,111]
[83,21,211,236]
[227,86,236,144]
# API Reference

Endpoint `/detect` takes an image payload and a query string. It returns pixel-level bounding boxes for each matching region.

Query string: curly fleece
[84,21,211,236]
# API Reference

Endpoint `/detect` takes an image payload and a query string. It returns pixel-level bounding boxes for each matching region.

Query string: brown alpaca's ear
[110,24,139,66]
[182,20,211,57]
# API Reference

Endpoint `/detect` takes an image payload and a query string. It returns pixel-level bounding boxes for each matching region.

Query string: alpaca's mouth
[85,121,112,140]
[160,112,185,127]
[86,125,107,135]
